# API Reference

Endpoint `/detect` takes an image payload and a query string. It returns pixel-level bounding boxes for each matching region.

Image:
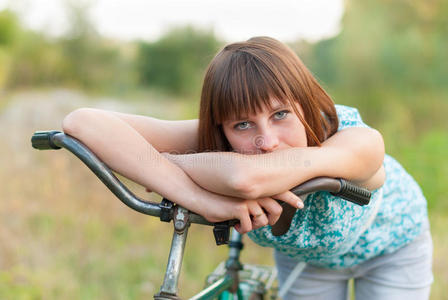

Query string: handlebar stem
[157,210,190,298]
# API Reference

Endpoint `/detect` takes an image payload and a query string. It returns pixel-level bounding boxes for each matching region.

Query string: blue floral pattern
[248,105,429,269]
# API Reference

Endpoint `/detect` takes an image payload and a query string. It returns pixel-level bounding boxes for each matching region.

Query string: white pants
[274,230,433,300]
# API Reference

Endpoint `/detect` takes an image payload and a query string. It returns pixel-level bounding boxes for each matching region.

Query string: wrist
[311,145,345,178]
[181,183,211,216]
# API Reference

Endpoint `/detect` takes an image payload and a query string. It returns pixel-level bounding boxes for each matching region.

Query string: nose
[253,129,279,153]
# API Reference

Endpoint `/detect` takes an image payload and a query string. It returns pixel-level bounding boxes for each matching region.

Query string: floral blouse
[248,105,430,269]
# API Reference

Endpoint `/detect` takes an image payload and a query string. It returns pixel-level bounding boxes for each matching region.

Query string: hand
[243,198,282,231]
[195,190,305,234]
[245,191,304,230]
[194,192,281,234]
[194,193,255,234]
[271,191,304,209]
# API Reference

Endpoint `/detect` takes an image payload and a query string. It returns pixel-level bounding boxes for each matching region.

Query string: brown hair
[198,36,338,152]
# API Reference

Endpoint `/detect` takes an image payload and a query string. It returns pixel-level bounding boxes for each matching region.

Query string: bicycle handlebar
[31,131,372,241]
[31,131,218,224]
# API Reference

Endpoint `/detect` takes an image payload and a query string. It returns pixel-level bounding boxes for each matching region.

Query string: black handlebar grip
[331,179,371,206]
[31,131,62,150]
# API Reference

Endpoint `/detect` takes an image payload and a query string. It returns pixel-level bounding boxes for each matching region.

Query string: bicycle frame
[190,230,243,300]
[31,130,371,300]
[156,212,253,300]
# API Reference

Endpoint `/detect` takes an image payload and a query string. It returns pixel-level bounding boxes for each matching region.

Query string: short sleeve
[335,104,370,131]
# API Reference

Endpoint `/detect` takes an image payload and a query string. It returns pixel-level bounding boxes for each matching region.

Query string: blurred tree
[301,0,448,137]
[6,31,66,87]
[308,0,448,90]
[0,10,20,89]
[136,26,222,96]
[58,0,133,92]
[295,0,448,213]
[0,9,19,47]
[4,1,134,93]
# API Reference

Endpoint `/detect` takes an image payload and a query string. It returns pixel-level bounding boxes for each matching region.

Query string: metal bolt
[174,221,184,230]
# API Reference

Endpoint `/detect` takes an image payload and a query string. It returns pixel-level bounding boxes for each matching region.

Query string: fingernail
[297,200,304,209]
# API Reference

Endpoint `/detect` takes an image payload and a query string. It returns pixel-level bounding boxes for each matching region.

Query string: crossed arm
[61,108,385,233]
[62,108,302,233]
[162,127,386,200]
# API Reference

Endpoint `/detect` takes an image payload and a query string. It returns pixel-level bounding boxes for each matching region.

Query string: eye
[273,110,289,120]
[234,121,252,130]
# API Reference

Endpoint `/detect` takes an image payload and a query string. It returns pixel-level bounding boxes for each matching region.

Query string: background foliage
[0,0,447,299]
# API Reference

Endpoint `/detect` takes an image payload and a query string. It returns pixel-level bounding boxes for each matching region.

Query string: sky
[0,0,344,43]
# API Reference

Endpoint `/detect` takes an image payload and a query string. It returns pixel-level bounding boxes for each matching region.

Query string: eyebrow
[270,104,289,111]
[226,103,290,123]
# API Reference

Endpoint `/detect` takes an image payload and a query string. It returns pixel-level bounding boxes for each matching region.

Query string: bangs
[198,36,339,152]
[211,50,290,124]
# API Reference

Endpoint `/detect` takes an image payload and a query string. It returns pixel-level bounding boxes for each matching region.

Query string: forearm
[321,127,385,189]
[163,148,323,199]
[161,151,243,197]
[61,108,208,213]
[352,165,386,190]
[61,109,303,232]
[165,127,385,199]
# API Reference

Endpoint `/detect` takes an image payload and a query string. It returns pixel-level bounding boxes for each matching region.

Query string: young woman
[62,37,432,299]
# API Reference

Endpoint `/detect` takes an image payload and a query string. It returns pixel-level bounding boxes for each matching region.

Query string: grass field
[1,89,446,299]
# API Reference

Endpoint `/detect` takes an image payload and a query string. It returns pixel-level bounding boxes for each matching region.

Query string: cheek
[282,122,307,147]
[223,127,256,153]
[295,127,308,147]
[226,134,255,153]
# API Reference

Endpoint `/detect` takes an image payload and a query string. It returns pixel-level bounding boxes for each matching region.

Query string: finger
[248,202,269,229]
[234,223,241,233]
[248,201,265,221]
[273,191,304,209]
[252,213,269,229]
[236,207,252,234]
[258,198,283,225]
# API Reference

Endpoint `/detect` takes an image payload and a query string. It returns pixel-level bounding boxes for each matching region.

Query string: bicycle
[31,130,371,300]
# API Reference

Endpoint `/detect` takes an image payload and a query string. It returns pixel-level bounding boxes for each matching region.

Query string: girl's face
[222,99,307,154]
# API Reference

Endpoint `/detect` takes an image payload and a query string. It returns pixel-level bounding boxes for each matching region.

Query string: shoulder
[334,104,370,131]
[335,104,360,117]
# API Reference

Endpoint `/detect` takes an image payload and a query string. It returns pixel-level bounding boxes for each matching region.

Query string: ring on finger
[254,213,264,218]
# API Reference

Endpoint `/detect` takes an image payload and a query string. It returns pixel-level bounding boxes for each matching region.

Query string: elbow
[228,169,261,199]
[62,108,97,136]
[354,128,385,175]
[355,165,386,190]
[369,129,385,171]
[230,178,260,200]
[372,165,386,189]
